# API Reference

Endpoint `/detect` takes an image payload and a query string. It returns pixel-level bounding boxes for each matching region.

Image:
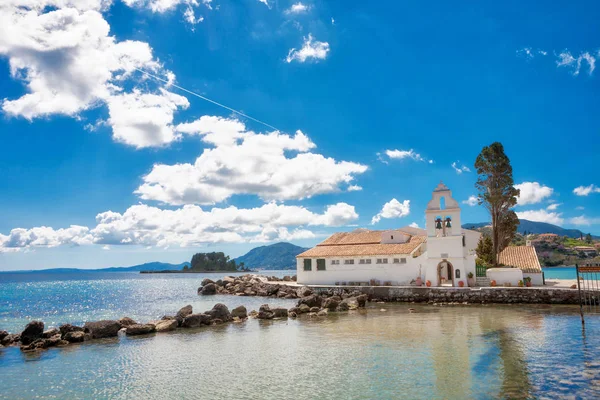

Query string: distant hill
[463,219,598,239]
[3,261,190,274]
[234,242,308,270]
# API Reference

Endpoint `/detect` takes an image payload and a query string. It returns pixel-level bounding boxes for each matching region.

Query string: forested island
[141,252,249,273]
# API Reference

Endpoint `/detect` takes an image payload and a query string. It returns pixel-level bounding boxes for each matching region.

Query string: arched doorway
[437,260,454,287]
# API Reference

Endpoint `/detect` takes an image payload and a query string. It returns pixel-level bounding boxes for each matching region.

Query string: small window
[366,259,372,264]
[376,259,382,264]
[330,260,339,265]
[393,258,400,264]
[303,259,312,271]
[382,258,388,264]
[391,235,394,240]
[359,259,366,264]
[400,258,407,264]
[344,259,354,265]
[455,269,460,279]
[317,259,326,271]
[462,235,466,247]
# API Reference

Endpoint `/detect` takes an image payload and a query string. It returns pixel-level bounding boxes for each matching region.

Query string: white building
[296,182,481,287]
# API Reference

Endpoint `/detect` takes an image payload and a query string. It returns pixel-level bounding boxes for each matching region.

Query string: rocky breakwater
[198,274,299,298]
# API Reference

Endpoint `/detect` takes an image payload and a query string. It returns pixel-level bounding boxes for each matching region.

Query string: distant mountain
[463,219,598,239]
[2,261,189,274]
[234,242,308,270]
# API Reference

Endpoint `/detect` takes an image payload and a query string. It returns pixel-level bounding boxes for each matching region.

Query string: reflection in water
[1,304,599,400]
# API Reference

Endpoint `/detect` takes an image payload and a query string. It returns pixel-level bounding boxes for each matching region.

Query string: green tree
[190,252,238,271]
[475,142,520,267]
[476,236,495,267]
[585,233,593,244]
[182,265,189,271]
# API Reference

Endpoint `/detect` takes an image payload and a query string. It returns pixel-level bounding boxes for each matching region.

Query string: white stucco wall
[523,272,544,286]
[296,254,425,286]
[487,268,523,286]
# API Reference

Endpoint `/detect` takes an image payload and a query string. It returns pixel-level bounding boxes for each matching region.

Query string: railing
[476,265,487,278]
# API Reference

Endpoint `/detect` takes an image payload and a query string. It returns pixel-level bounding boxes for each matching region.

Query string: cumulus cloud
[573,184,600,196]
[0,202,359,252]
[556,50,596,76]
[0,1,189,147]
[123,0,212,22]
[409,222,420,228]
[515,182,553,205]
[285,2,309,14]
[546,203,561,211]
[451,161,470,174]
[257,0,271,8]
[286,34,329,63]
[515,209,563,225]
[371,199,410,224]
[384,149,433,163]
[136,117,367,205]
[568,216,600,226]
[462,195,478,207]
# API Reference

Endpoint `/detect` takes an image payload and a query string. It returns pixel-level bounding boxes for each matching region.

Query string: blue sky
[1,0,599,270]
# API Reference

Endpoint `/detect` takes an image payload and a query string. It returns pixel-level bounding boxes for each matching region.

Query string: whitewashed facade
[297,182,480,287]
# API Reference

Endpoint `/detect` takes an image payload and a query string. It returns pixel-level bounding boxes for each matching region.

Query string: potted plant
[518,280,524,287]
[426,280,432,287]
[458,280,465,288]
[467,272,474,287]
[524,277,532,287]
[490,280,497,287]
[416,276,423,286]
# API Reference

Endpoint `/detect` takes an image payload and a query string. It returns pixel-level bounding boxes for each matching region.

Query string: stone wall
[310,286,581,304]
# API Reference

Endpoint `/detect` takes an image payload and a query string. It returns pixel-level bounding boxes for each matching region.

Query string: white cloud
[517,47,548,59]
[0,1,189,147]
[516,209,564,225]
[546,203,561,211]
[568,216,600,226]
[286,34,329,63]
[409,222,419,228]
[462,195,478,207]
[0,201,359,252]
[451,161,471,174]
[515,182,553,205]
[331,17,335,25]
[123,0,212,14]
[556,50,597,76]
[136,118,367,205]
[285,2,309,14]
[257,0,270,8]
[576,206,585,211]
[573,184,600,196]
[347,185,362,192]
[183,6,203,26]
[384,149,432,163]
[371,199,410,224]
[107,89,189,148]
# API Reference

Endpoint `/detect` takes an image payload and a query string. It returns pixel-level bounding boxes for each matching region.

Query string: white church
[296,181,544,287]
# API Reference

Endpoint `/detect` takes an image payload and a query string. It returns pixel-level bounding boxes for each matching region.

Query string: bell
[435,219,442,230]
[445,218,452,228]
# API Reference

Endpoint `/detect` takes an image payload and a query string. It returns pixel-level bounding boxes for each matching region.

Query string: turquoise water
[542,266,577,280]
[1,271,600,399]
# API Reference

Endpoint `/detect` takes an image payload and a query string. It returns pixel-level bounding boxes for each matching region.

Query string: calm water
[543,266,577,280]
[1,271,600,399]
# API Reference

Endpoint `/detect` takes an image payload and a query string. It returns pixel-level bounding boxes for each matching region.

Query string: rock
[257,304,274,319]
[206,303,232,322]
[64,331,86,343]
[231,305,248,319]
[289,312,297,318]
[155,319,178,332]
[125,324,156,336]
[298,304,310,314]
[297,294,323,308]
[272,308,288,318]
[181,313,212,328]
[59,324,84,337]
[21,321,44,345]
[1,334,20,346]
[223,276,236,284]
[309,306,320,313]
[322,298,340,311]
[341,298,359,310]
[42,328,60,339]
[283,276,291,281]
[296,286,313,298]
[200,283,217,295]
[118,317,137,328]
[83,320,121,339]
[201,278,215,287]
[0,330,8,341]
[317,309,328,317]
[336,302,350,312]
[175,304,194,326]
[356,294,368,307]
[292,275,297,281]
[248,310,258,318]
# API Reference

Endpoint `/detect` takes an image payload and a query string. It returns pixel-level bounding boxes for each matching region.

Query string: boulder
[175,305,193,326]
[206,303,232,322]
[356,294,368,307]
[223,276,236,284]
[200,283,217,295]
[155,319,178,332]
[336,302,350,312]
[272,308,288,318]
[83,320,121,339]
[289,311,297,318]
[118,317,137,328]
[42,328,59,339]
[59,324,84,337]
[296,286,313,298]
[1,333,20,346]
[125,324,156,336]
[297,294,323,308]
[317,309,328,317]
[257,304,274,320]
[64,331,86,343]
[322,298,340,311]
[0,330,8,341]
[341,298,359,310]
[21,321,44,345]
[283,276,291,282]
[181,313,212,328]
[201,278,215,287]
[298,304,310,314]
[231,305,248,319]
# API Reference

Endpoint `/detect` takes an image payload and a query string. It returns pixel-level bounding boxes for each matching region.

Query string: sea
[1,270,599,399]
